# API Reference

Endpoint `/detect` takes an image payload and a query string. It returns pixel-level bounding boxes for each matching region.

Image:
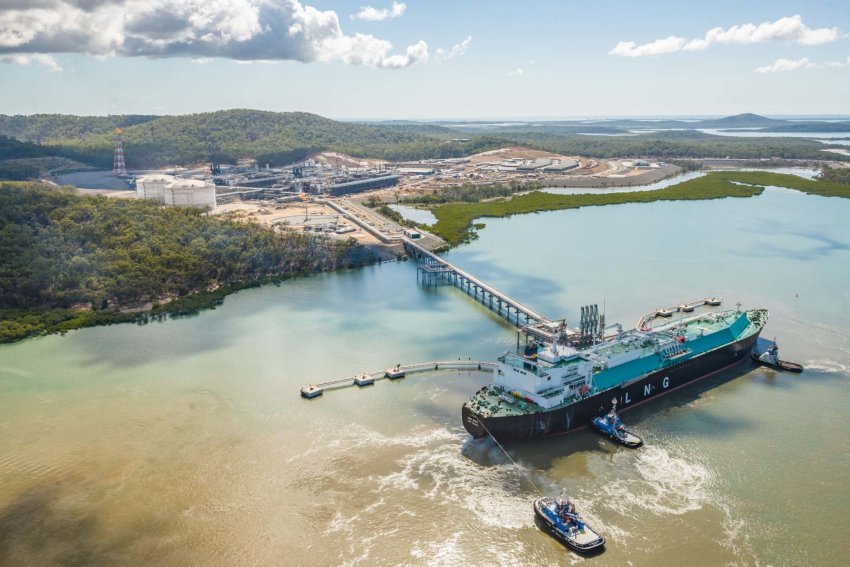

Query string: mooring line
[479,420,545,497]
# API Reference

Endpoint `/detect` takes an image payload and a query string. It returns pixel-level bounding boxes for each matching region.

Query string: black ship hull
[462,331,760,441]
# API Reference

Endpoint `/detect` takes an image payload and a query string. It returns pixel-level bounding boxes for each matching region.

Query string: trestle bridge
[402,239,569,342]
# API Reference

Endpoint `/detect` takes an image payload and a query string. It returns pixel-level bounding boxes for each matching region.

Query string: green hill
[1,110,846,170]
[0,114,158,143]
[0,135,81,180]
[0,135,50,160]
[0,110,500,168]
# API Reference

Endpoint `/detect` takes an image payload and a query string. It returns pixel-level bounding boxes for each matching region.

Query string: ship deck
[465,309,766,419]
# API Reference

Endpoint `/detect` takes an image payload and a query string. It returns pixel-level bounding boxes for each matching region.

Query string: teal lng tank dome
[463,307,767,440]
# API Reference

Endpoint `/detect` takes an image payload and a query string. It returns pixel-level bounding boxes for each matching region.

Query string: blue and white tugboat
[751,340,803,373]
[533,496,605,553]
[591,399,643,448]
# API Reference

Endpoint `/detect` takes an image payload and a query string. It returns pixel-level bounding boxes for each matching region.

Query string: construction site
[202,148,674,249]
[71,130,678,252]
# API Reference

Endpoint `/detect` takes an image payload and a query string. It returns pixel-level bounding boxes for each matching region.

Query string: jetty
[300,239,564,398]
[298,206,727,399]
[403,239,569,342]
[301,360,498,398]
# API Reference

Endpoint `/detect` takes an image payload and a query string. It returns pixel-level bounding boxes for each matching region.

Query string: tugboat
[751,341,803,373]
[533,496,605,553]
[591,399,643,448]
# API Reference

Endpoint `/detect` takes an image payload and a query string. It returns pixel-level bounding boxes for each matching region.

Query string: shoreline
[0,244,404,345]
[423,170,850,246]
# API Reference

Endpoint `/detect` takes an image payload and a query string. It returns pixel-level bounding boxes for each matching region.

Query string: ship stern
[461,403,487,438]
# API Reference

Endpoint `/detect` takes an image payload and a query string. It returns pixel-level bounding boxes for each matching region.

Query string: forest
[0,182,370,342]
[0,110,506,168]
[3,110,847,173]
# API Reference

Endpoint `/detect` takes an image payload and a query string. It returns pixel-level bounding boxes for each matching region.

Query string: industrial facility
[209,158,400,204]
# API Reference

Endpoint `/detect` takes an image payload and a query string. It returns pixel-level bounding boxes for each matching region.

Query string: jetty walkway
[299,203,566,398]
[301,360,498,398]
[403,238,568,342]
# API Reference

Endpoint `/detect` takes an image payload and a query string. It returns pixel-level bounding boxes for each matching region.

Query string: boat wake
[596,446,710,516]
[312,425,547,566]
[803,359,849,374]
[380,434,535,529]
[285,422,457,464]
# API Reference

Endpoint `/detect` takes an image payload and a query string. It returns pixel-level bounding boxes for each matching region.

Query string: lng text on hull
[463,308,767,440]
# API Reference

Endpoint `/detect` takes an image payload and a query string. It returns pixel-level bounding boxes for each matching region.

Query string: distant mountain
[600,113,786,130]
[696,113,782,128]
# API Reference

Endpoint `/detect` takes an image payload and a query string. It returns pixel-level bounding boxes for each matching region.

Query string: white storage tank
[162,178,217,210]
[135,174,172,200]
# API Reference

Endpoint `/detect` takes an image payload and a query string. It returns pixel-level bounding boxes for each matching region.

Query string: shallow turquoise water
[0,186,848,566]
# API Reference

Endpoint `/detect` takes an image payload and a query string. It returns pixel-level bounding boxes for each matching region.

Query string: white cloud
[506,67,523,77]
[609,36,686,57]
[0,0,426,69]
[610,14,839,57]
[352,2,405,22]
[435,35,471,60]
[702,15,838,46]
[754,55,850,73]
[754,57,817,73]
[375,39,427,69]
[0,53,61,71]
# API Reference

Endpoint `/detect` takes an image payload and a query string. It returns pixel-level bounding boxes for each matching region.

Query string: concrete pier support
[405,238,553,331]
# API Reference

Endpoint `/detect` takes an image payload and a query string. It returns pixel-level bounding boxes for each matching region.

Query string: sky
[0,0,848,120]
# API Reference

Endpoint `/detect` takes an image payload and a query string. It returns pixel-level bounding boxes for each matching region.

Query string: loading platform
[300,360,498,398]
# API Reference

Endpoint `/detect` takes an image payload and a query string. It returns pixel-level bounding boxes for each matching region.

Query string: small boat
[300,385,323,399]
[533,496,605,553]
[751,342,803,373]
[385,364,406,379]
[591,400,643,448]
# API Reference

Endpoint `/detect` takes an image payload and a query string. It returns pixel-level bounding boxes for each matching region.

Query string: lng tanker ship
[462,305,767,441]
